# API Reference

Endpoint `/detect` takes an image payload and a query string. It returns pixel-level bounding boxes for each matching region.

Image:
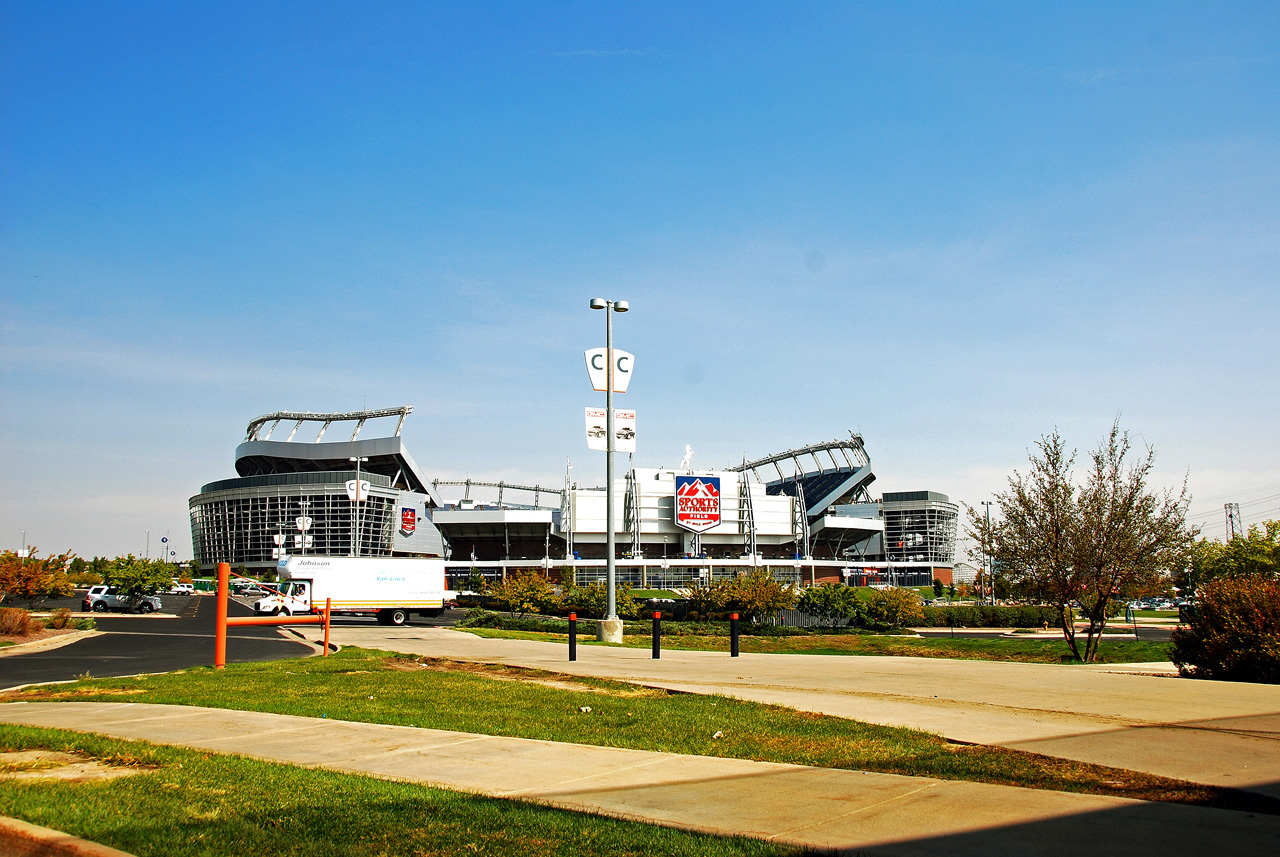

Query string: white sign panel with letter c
[584,348,635,392]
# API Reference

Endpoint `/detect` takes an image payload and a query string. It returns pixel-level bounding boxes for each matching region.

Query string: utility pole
[980,500,993,605]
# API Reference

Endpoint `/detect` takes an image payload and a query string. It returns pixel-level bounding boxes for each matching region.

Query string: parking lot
[0,593,311,690]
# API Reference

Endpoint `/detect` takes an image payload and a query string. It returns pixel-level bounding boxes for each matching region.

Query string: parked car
[233,582,272,597]
[82,585,162,613]
[167,582,195,595]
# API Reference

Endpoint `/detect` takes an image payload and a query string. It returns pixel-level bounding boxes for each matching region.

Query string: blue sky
[2,1,1278,559]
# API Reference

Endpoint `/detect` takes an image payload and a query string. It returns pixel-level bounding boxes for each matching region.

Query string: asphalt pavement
[0,595,312,690]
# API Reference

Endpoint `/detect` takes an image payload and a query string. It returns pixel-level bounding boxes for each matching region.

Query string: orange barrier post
[215,563,229,669]
[323,598,331,657]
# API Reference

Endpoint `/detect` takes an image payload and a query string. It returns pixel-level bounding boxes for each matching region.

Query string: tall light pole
[349,456,369,557]
[590,297,628,630]
[980,500,993,605]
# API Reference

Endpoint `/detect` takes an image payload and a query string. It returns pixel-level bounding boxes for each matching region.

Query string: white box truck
[253,556,452,626]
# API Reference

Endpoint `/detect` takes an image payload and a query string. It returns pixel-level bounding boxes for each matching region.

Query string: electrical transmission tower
[1225,503,1244,540]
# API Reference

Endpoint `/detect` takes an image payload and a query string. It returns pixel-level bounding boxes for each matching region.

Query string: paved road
[2,702,1276,857]
[325,625,1280,799]
[0,596,312,689]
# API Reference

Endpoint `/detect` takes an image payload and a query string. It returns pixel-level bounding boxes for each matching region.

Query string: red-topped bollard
[568,612,578,661]
[652,610,662,659]
[730,612,740,657]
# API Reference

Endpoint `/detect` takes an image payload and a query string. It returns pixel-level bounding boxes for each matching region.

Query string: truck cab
[253,580,311,616]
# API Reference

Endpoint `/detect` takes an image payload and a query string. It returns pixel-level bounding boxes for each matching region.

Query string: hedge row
[919,605,1062,628]
[459,610,917,637]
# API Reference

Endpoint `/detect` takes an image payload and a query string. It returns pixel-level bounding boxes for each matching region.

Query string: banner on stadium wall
[675,475,721,533]
[400,507,417,536]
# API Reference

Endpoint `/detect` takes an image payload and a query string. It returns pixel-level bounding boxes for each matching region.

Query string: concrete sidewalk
[0,701,1276,856]
[325,625,1280,797]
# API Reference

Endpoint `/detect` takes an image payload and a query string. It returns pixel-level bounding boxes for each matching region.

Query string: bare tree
[971,423,1192,662]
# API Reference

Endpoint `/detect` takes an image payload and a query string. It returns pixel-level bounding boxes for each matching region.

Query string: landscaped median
[457,611,1172,663]
[0,723,792,857]
[4,647,1269,814]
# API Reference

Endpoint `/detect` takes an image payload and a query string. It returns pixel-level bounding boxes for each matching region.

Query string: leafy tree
[971,423,1192,663]
[718,569,796,623]
[91,556,112,578]
[0,548,74,608]
[104,555,172,610]
[865,588,924,628]
[684,579,722,618]
[1171,576,1280,683]
[488,570,559,618]
[1189,520,1280,585]
[947,582,957,599]
[932,578,944,597]
[797,582,865,627]
[461,569,488,594]
[562,581,639,619]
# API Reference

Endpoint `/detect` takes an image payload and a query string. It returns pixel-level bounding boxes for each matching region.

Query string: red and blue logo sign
[400,508,417,536]
[675,476,721,533]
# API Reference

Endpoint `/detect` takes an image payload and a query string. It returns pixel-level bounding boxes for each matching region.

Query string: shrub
[864,588,924,629]
[487,570,560,617]
[718,569,797,623]
[797,583,865,627]
[919,604,1061,629]
[561,581,639,619]
[68,570,104,586]
[1171,577,1280,683]
[44,607,75,629]
[0,607,40,637]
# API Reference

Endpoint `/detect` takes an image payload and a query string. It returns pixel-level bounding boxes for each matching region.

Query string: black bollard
[652,611,662,659]
[568,612,577,661]
[730,612,740,657]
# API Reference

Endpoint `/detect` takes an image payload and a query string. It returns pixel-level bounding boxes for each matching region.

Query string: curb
[0,630,102,660]
[0,815,136,857]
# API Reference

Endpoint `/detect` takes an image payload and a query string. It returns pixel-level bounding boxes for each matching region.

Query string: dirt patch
[0,628,79,648]
[381,656,667,698]
[0,750,155,783]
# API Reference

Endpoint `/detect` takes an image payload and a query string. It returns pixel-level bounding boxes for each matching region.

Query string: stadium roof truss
[729,432,877,521]
[245,406,412,444]
[234,405,442,505]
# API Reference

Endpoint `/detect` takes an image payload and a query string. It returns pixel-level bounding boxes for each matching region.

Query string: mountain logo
[675,475,721,533]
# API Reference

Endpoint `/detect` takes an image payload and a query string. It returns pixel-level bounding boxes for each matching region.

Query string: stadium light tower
[590,297,628,636]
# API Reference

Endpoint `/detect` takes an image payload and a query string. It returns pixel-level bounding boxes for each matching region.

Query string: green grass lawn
[9,647,1268,815]
[0,724,794,857]
[461,626,1172,664]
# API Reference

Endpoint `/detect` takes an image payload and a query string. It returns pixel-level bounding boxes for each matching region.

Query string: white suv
[82,585,162,613]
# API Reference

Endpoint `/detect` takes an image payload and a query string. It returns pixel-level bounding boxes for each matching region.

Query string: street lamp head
[589,298,607,310]
[613,300,629,312]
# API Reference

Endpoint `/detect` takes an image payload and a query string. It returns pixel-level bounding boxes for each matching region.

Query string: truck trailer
[253,556,451,626]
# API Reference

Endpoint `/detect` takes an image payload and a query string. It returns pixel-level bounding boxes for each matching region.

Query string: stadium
[190,406,958,587]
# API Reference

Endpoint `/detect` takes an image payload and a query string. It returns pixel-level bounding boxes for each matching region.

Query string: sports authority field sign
[675,475,721,533]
